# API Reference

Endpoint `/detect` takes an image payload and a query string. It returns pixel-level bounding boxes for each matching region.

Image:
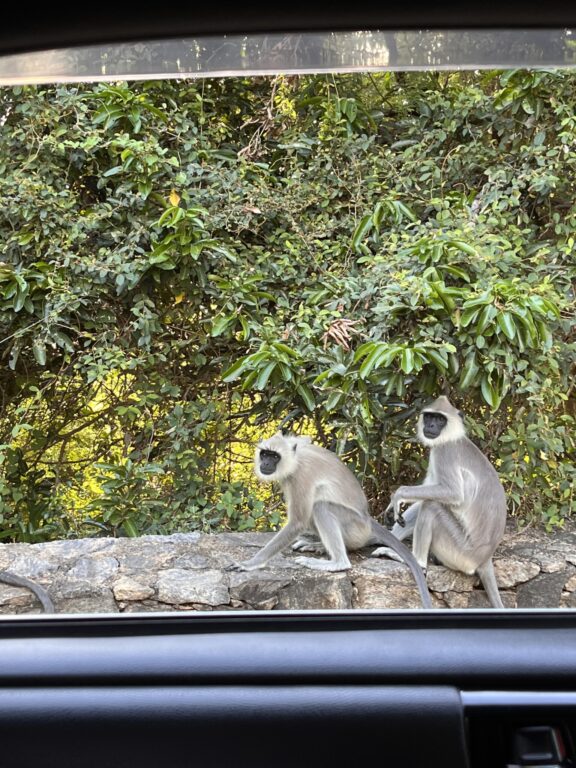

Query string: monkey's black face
[259,449,281,475]
[422,412,447,439]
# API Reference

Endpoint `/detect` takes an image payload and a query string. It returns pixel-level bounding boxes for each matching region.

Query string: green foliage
[0,70,573,540]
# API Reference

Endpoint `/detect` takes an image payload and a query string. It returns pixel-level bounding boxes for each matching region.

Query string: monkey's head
[417,395,466,447]
[254,432,312,483]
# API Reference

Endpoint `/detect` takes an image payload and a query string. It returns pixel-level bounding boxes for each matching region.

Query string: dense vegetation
[0,69,574,542]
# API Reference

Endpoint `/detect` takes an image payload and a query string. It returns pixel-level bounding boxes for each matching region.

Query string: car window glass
[0,29,573,616]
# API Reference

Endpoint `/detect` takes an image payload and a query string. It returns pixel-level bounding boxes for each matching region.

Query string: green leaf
[459,354,479,389]
[448,240,478,257]
[240,370,258,391]
[442,265,471,282]
[359,345,394,379]
[354,341,376,362]
[359,396,373,426]
[221,357,252,383]
[272,343,299,359]
[481,376,500,409]
[496,311,516,341]
[433,282,456,311]
[238,315,250,341]
[14,289,28,312]
[463,291,493,309]
[351,215,373,252]
[211,314,233,337]
[313,369,333,385]
[390,139,419,150]
[535,320,553,348]
[460,307,480,328]
[254,362,276,390]
[475,304,497,335]
[400,348,415,374]
[324,391,344,412]
[122,520,139,537]
[32,339,46,366]
[157,206,185,227]
[533,130,546,146]
[424,348,448,371]
[372,202,385,230]
[278,363,293,381]
[522,97,535,114]
[296,384,315,412]
[51,330,74,353]
[102,165,123,177]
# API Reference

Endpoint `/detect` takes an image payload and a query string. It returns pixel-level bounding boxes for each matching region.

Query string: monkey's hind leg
[412,503,505,608]
[294,502,351,572]
[476,559,505,609]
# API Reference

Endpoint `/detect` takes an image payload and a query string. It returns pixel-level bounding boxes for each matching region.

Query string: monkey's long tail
[0,571,55,613]
[370,520,433,609]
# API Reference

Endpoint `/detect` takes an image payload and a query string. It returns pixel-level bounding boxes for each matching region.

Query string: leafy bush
[0,70,573,540]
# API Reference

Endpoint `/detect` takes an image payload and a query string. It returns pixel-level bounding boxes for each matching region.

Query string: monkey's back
[431,437,506,544]
[286,444,369,514]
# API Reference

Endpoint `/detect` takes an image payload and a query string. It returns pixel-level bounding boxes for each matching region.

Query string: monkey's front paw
[371,546,403,563]
[390,492,408,525]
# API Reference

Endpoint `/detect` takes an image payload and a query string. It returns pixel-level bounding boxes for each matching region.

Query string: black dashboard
[1,6,576,768]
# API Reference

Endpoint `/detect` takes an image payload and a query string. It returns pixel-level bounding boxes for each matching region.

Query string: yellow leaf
[174,293,185,305]
[169,189,181,207]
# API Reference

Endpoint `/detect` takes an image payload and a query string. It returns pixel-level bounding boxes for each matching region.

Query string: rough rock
[516,568,576,609]
[493,558,541,588]
[0,524,571,614]
[113,577,155,601]
[156,568,229,606]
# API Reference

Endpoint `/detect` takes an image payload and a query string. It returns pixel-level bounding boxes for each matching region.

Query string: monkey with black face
[374,395,507,608]
[228,432,432,609]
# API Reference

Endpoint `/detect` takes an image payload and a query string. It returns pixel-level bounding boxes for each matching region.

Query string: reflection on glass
[0,30,575,85]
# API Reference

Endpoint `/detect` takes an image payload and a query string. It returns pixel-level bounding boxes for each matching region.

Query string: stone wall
[0,525,575,614]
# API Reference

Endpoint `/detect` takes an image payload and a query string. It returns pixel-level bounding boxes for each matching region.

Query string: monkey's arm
[387,483,463,522]
[0,571,54,613]
[227,520,306,571]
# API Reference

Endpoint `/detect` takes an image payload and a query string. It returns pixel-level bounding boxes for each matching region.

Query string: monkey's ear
[458,410,464,419]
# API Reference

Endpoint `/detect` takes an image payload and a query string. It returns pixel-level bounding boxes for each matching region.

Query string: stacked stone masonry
[0,525,575,613]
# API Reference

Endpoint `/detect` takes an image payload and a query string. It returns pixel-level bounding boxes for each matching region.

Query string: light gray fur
[228,432,432,609]
[373,395,507,608]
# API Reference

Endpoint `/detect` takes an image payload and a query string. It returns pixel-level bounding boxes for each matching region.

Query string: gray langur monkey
[227,432,432,609]
[373,395,507,609]
[0,571,54,613]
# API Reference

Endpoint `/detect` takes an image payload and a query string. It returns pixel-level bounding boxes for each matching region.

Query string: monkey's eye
[260,450,280,461]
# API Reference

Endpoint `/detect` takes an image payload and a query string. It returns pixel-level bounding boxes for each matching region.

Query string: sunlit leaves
[354,341,456,379]
[0,69,574,540]
[351,199,417,254]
